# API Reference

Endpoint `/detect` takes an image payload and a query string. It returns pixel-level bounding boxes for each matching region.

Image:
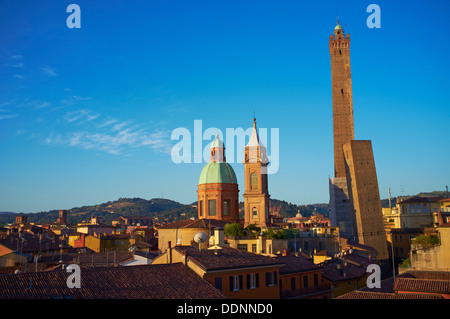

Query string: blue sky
[1,0,449,213]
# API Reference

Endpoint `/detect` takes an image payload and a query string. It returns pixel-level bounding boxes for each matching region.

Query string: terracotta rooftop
[175,246,284,272]
[0,234,69,254]
[394,277,450,295]
[0,263,227,299]
[275,255,322,275]
[321,259,367,283]
[338,271,450,299]
[157,218,226,230]
[336,291,442,299]
[398,196,442,204]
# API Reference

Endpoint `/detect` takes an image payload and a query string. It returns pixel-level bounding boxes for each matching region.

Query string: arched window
[250,172,258,189]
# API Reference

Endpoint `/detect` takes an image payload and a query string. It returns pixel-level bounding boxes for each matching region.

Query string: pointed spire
[247,117,263,148]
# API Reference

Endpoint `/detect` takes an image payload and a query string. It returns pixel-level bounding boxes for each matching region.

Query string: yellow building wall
[203,268,280,299]
[0,252,28,268]
[68,234,81,247]
[228,237,287,255]
[152,248,280,299]
[158,227,211,253]
[329,275,367,298]
[279,271,330,299]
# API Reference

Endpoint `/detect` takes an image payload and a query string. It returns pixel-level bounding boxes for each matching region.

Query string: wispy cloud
[34,101,51,109]
[13,74,25,79]
[0,103,19,120]
[64,109,101,123]
[40,66,57,77]
[43,109,172,155]
[0,113,19,120]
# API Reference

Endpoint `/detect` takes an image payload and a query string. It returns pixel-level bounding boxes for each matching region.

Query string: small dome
[199,162,238,185]
[335,24,342,30]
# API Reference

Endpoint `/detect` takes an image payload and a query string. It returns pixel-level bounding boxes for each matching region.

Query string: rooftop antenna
[193,232,207,252]
[388,187,392,209]
[336,3,339,24]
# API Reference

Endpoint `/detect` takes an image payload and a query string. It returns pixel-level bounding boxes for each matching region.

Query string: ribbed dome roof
[198,162,238,185]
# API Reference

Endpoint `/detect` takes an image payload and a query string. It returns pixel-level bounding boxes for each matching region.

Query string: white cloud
[40,66,57,77]
[0,113,18,120]
[34,101,51,109]
[64,109,100,123]
[97,118,119,128]
[43,110,171,155]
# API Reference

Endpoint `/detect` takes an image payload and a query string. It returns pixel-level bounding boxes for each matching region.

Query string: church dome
[198,162,238,185]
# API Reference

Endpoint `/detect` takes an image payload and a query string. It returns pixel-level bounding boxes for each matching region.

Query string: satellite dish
[193,232,207,244]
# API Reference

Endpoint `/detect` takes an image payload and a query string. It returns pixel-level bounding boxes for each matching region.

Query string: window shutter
[256,273,260,288]
[265,272,270,286]
[247,274,250,289]
[274,271,277,286]
[229,276,234,291]
[239,275,243,291]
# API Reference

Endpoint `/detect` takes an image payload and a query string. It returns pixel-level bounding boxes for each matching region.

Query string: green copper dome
[198,162,238,185]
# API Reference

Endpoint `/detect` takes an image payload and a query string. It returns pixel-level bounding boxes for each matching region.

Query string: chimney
[214,227,224,246]
[168,241,172,264]
[436,210,444,226]
[337,263,344,277]
[182,251,188,266]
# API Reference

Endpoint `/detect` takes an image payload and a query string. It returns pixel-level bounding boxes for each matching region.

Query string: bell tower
[329,19,355,178]
[243,118,270,228]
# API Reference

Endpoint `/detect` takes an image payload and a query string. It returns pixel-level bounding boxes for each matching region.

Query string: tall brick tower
[329,20,355,178]
[329,20,356,240]
[328,20,389,261]
[243,118,270,228]
[343,140,389,260]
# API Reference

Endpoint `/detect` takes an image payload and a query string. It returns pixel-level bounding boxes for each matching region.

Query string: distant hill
[267,199,329,218]
[0,198,198,226]
[1,197,328,226]
[1,190,447,227]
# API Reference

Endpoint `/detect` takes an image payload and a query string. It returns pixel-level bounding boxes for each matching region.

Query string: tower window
[250,172,258,189]
[209,200,216,216]
[341,89,344,95]
[339,49,342,55]
[223,199,231,216]
[199,200,203,217]
[252,207,258,218]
